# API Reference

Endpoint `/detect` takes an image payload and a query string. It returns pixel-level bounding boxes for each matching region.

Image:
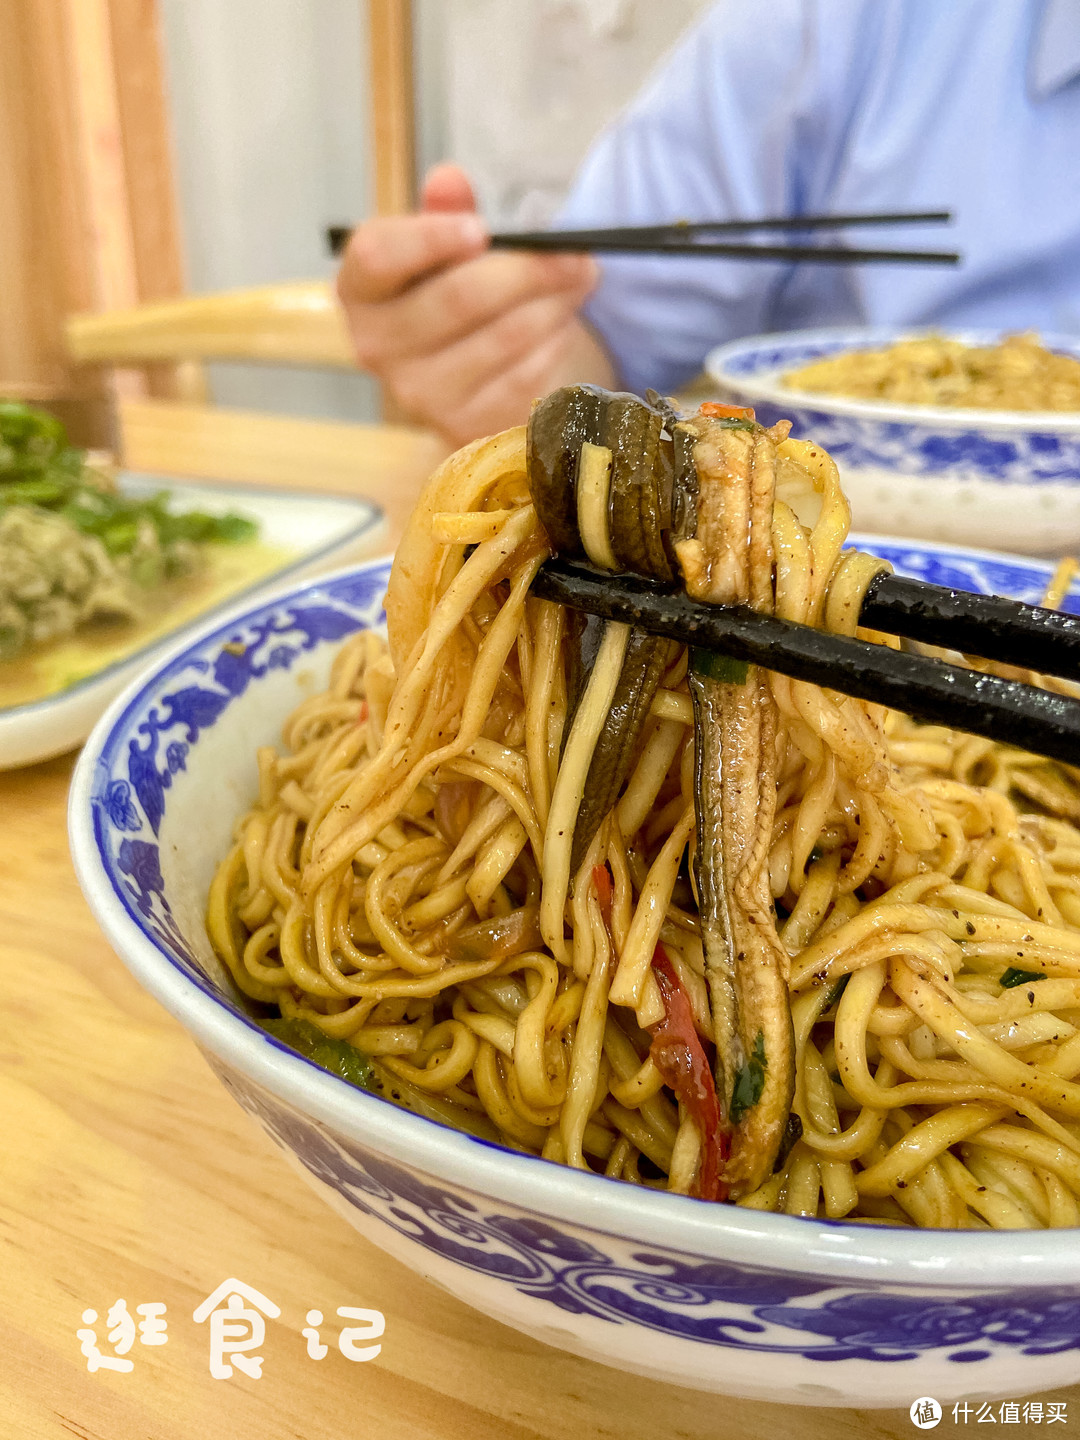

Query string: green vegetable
[1,478,67,504]
[102,519,139,555]
[999,967,1046,989]
[0,400,257,555]
[203,511,256,543]
[261,1017,374,1091]
[691,647,749,686]
[0,399,80,479]
[823,973,851,1009]
[730,1030,767,1124]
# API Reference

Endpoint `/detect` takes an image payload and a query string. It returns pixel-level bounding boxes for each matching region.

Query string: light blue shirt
[557,0,1080,395]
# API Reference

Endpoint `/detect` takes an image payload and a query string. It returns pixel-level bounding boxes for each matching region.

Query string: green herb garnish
[730,1030,767,1124]
[0,400,257,561]
[691,647,749,686]
[261,1017,374,1091]
[823,973,851,1009]
[0,400,80,479]
[205,511,257,543]
[999,967,1046,989]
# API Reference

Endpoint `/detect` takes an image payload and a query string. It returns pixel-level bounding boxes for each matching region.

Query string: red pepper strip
[592,864,613,928]
[699,401,756,421]
[356,701,369,724]
[647,944,729,1201]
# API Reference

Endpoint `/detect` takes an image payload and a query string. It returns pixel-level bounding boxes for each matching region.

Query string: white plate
[0,472,383,769]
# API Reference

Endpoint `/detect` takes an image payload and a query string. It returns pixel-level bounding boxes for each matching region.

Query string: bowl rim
[68,550,1080,1291]
[705,325,1080,433]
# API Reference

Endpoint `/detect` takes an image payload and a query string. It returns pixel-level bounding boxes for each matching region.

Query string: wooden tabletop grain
[3,401,1075,1439]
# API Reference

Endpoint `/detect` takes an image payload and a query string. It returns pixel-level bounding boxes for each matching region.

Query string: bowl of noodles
[706,327,1080,554]
[70,396,1080,1408]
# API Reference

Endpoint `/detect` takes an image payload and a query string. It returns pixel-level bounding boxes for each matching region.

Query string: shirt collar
[1030,0,1080,97]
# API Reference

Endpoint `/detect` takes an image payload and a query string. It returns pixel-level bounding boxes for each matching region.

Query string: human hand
[336,164,615,445]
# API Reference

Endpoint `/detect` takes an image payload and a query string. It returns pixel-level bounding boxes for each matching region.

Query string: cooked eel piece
[571,627,672,876]
[564,608,604,728]
[528,384,797,1194]
[528,388,672,877]
[528,384,673,582]
[527,384,608,557]
[675,416,795,1195]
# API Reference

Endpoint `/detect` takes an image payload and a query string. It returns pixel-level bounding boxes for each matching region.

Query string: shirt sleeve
[555,0,831,394]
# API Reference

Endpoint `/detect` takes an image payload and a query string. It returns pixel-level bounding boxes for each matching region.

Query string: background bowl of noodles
[69,551,1080,1410]
[705,327,1080,555]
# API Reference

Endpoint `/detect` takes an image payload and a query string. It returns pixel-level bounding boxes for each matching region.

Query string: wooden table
[3,402,1074,1439]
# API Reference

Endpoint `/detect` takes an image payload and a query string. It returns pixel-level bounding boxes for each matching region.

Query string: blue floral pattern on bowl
[72,556,1080,1401]
[88,565,390,987]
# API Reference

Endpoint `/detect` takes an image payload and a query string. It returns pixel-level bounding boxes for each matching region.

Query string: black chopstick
[493,211,952,243]
[326,212,955,262]
[490,235,960,265]
[531,559,1080,767]
[862,573,1080,682]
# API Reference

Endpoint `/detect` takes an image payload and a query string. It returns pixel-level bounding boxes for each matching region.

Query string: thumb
[421,163,477,214]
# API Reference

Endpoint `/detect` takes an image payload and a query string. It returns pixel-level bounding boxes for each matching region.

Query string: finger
[336,211,488,306]
[353,249,598,363]
[450,323,587,446]
[421,163,477,213]
[386,292,586,427]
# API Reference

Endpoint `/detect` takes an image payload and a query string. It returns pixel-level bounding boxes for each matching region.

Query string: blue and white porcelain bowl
[706,327,1080,555]
[69,554,1080,1409]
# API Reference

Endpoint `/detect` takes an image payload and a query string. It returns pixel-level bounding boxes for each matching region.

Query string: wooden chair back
[65,1,415,406]
[66,282,355,371]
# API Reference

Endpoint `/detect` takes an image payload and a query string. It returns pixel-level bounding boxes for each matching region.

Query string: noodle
[782,331,1080,411]
[208,393,1080,1228]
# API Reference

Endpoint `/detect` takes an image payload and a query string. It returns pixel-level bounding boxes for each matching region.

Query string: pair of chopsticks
[491,210,959,266]
[532,560,1080,767]
[326,211,960,266]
